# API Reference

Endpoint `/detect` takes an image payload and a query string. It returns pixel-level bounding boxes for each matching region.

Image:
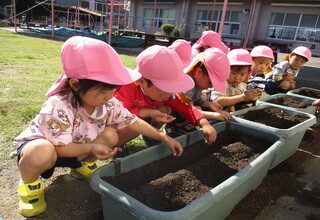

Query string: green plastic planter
[90,121,283,220]
[231,105,316,168]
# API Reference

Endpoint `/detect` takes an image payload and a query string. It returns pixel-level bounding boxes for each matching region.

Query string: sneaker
[142,136,162,147]
[70,162,98,182]
[17,179,47,217]
[113,145,129,158]
[164,125,185,138]
[179,124,197,132]
[165,123,197,138]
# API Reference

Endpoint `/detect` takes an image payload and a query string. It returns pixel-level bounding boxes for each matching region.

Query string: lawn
[0,30,139,167]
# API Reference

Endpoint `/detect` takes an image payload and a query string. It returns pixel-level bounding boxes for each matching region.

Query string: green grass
[0,30,142,166]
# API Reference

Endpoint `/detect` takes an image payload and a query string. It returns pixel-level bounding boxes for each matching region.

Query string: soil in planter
[103,130,271,211]
[266,96,313,108]
[237,107,310,129]
[295,89,320,99]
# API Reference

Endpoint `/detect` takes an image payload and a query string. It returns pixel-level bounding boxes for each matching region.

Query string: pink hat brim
[230,61,252,66]
[46,68,141,97]
[46,73,68,97]
[152,73,195,93]
[184,55,227,93]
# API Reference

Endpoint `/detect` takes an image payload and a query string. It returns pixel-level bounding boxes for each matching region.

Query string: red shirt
[114,83,204,126]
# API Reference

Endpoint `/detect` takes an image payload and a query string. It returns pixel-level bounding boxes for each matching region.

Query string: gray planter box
[256,93,316,115]
[287,87,320,101]
[256,93,319,127]
[90,121,283,220]
[231,105,316,168]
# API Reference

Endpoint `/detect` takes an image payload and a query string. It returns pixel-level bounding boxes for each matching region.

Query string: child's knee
[100,127,119,146]
[280,81,290,90]
[19,140,57,167]
[157,105,172,115]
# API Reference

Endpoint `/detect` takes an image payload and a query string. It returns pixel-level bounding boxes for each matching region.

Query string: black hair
[291,53,308,62]
[144,78,154,87]
[193,61,208,75]
[62,78,119,109]
[230,65,252,72]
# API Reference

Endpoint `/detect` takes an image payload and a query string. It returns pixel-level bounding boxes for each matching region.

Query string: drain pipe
[243,0,257,48]
[218,0,228,36]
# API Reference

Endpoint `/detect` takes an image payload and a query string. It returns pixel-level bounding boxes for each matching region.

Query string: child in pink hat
[168,39,192,68]
[14,36,183,217]
[247,45,275,91]
[210,49,262,112]
[265,46,312,95]
[191,30,229,59]
[114,45,217,146]
[180,48,232,123]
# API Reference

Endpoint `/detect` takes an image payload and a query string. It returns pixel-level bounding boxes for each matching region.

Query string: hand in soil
[312,99,320,113]
[201,123,217,144]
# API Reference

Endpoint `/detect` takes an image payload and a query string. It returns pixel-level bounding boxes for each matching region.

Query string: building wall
[253,0,320,54]
[130,0,320,55]
[132,0,185,34]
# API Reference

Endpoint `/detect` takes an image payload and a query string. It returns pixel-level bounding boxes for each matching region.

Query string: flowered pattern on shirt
[14,93,138,148]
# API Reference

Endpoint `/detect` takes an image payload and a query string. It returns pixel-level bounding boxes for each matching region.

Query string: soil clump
[104,131,271,211]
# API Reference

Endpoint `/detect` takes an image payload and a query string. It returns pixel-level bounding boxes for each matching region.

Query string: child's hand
[90,144,117,161]
[208,102,223,112]
[151,110,176,123]
[202,123,217,144]
[243,89,261,102]
[160,133,183,157]
[312,99,320,113]
[209,110,232,121]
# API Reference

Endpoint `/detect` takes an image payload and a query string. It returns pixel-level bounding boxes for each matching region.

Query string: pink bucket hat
[46,36,141,97]
[251,45,274,59]
[228,49,252,65]
[292,46,312,60]
[184,48,230,92]
[168,39,192,68]
[136,45,194,93]
[192,30,229,54]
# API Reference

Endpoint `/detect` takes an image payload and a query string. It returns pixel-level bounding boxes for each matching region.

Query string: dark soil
[237,107,310,129]
[266,96,313,108]
[104,131,271,211]
[294,89,320,99]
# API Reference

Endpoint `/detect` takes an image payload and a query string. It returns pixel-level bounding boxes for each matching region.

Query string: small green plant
[172,27,180,37]
[161,24,175,36]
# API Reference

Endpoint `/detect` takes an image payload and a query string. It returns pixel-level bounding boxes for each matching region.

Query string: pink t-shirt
[14,93,138,147]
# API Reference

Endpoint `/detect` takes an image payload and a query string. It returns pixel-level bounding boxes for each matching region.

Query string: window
[300,14,317,27]
[266,13,320,43]
[143,8,175,28]
[195,10,241,35]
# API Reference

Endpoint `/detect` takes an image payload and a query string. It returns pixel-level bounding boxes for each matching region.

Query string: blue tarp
[19,26,145,47]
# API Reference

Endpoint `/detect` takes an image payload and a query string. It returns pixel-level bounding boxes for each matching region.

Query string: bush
[161,24,175,36]
[172,27,180,37]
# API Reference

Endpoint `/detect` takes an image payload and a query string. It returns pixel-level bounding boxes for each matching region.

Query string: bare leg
[18,139,57,183]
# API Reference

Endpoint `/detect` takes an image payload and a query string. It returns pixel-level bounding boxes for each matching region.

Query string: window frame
[194,10,241,36]
[143,8,176,28]
[266,12,320,43]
